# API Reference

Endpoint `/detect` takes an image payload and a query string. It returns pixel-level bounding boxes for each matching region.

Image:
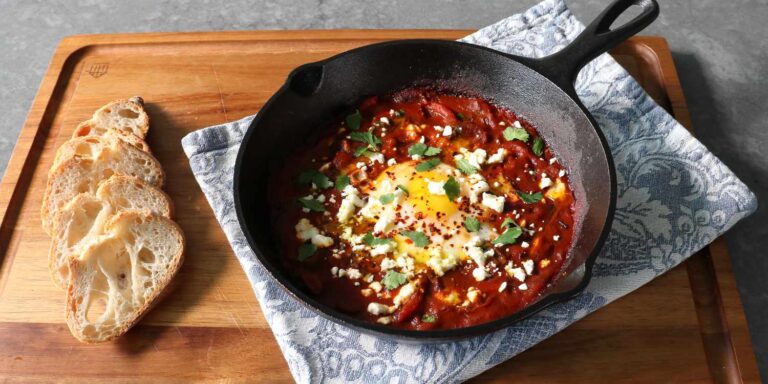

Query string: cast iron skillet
[234,0,659,341]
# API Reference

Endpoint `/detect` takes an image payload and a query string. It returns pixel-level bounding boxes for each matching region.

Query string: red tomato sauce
[269,88,575,330]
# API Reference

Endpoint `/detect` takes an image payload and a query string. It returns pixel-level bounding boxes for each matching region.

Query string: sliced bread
[48,176,172,289]
[65,211,184,343]
[41,140,165,234]
[73,122,151,152]
[72,96,149,140]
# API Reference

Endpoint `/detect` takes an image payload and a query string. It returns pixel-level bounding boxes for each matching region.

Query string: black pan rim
[233,38,617,341]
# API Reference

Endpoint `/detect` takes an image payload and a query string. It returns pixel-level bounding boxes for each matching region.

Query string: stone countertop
[1,0,766,379]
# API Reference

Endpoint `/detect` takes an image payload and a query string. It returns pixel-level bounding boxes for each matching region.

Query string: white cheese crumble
[367,302,392,315]
[553,235,560,241]
[337,185,365,223]
[460,148,487,169]
[559,170,566,177]
[539,173,553,189]
[374,209,396,234]
[549,157,557,165]
[427,179,446,195]
[468,174,490,204]
[518,283,528,291]
[481,192,505,213]
[464,236,489,268]
[393,283,416,307]
[486,148,507,164]
[505,264,526,282]
[426,248,460,276]
[380,258,396,270]
[472,267,488,282]
[442,126,453,136]
[513,120,522,128]
[377,316,392,324]
[387,158,397,167]
[311,234,334,248]
[498,282,508,292]
[467,287,481,303]
[346,268,362,279]
[295,218,319,241]
[411,154,422,161]
[521,241,530,249]
[369,282,383,292]
[522,259,535,275]
[380,117,390,125]
[368,152,385,164]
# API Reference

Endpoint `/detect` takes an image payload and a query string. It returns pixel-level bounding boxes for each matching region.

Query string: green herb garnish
[353,145,370,157]
[415,158,441,172]
[379,193,395,205]
[408,142,441,157]
[401,230,430,248]
[422,314,437,323]
[297,170,332,189]
[532,137,544,157]
[455,158,478,175]
[335,174,350,191]
[500,217,517,229]
[297,243,316,261]
[493,226,523,245]
[298,197,325,212]
[503,127,529,142]
[345,109,362,130]
[443,177,460,201]
[382,270,408,290]
[455,112,465,121]
[363,232,395,246]
[396,184,409,196]
[350,130,382,152]
[517,190,543,204]
[464,216,480,232]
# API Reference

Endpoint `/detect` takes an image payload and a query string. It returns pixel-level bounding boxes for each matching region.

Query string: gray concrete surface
[1,0,766,379]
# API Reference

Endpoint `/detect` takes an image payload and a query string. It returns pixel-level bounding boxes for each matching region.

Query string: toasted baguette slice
[66,212,184,343]
[48,176,173,289]
[41,140,165,234]
[72,97,149,140]
[73,121,150,152]
[50,134,152,176]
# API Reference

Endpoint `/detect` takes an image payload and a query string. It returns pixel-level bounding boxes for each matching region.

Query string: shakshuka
[269,87,575,330]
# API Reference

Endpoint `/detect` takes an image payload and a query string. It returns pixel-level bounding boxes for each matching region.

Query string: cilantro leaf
[362,232,395,246]
[415,158,441,172]
[493,226,522,245]
[443,177,460,201]
[401,230,430,247]
[298,197,325,212]
[455,112,465,121]
[379,193,395,205]
[349,130,382,152]
[532,137,544,157]
[397,184,409,196]
[408,142,441,157]
[335,174,350,191]
[353,145,369,157]
[503,127,529,142]
[517,190,543,204]
[345,109,362,130]
[422,314,437,323]
[297,170,332,189]
[455,158,478,175]
[382,270,408,290]
[297,243,316,261]
[464,216,480,232]
[500,217,517,229]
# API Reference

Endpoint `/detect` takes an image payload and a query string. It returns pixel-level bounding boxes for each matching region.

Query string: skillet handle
[531,0,659,91]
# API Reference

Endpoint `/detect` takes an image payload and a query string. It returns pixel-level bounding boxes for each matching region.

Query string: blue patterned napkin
[181,0,756,382]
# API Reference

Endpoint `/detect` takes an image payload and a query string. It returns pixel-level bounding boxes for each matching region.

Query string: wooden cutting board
[0,30,759,383]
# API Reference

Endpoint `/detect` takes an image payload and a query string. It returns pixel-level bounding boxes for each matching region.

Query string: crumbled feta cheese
[419,136,425,143]
[539,173,553,189]
[481,193,505,213]
[518,283,528,291]
[393,283,416,306]
[460,148,487,169]
[337,185,365,223]
[513,120,522,128]
[468,174,490,204]
[498,282,508,292]
[374,209,396,234]
[558,170,566,177]
[521,241,530,249]
[311,234,334,248]
[522,259,535,275]
[331,266,339,276]
[486,148,507,164]
[472,267,488,281]
[380,117,390,125]
[380,258,396,270]
[295,218,320,241]
[426,248,460,276]
[368,152,385,164]
[427,179,446,195]
[387,158,397,166]
[443,126,453,136]
[433,125,443,131]
[464,236,488,268]
[377,316,392,324]
[549,157,557,165]
[505,264,526,282]
[466,287,481,302]
[370,241,395,256]
[411,154,422,161]
[369,281,383,292]
[356,162,367,169]
[553,235,560,241]
[367,302,392,315]
[346,268,362,279]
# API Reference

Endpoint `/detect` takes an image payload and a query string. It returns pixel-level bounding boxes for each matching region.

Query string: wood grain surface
[0,30,758,383]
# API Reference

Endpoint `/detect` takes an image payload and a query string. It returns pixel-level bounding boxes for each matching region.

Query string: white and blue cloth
[181,0,757,382]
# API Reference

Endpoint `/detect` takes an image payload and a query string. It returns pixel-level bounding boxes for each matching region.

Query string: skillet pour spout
[234,0,659,341]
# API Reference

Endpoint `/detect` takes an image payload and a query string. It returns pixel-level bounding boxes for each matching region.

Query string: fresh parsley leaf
[397,184,409,196]
[335,174,350,191]
[345,109,362,130]
[532,137,544,157]
[298,197,325,212]
[493,225,523,245]
[297,170,332,189]
[424,146,442,156]
[353,145,369,157]
[297,243,316,261]
[379,193,395,205]
[443,177,460,201]
[349,130,382,151]
[455,158,478,175]
[517,190,543,204]
[464,216,480,232]
[503,127,529,142]
[422,314,437,323]
[500,217,517,229]
[455,112,465,121]
[401,230,430,247]
[363,232,394,246]
[408,142,441,157]
[382,270,408,290]
[415,158,441,172]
